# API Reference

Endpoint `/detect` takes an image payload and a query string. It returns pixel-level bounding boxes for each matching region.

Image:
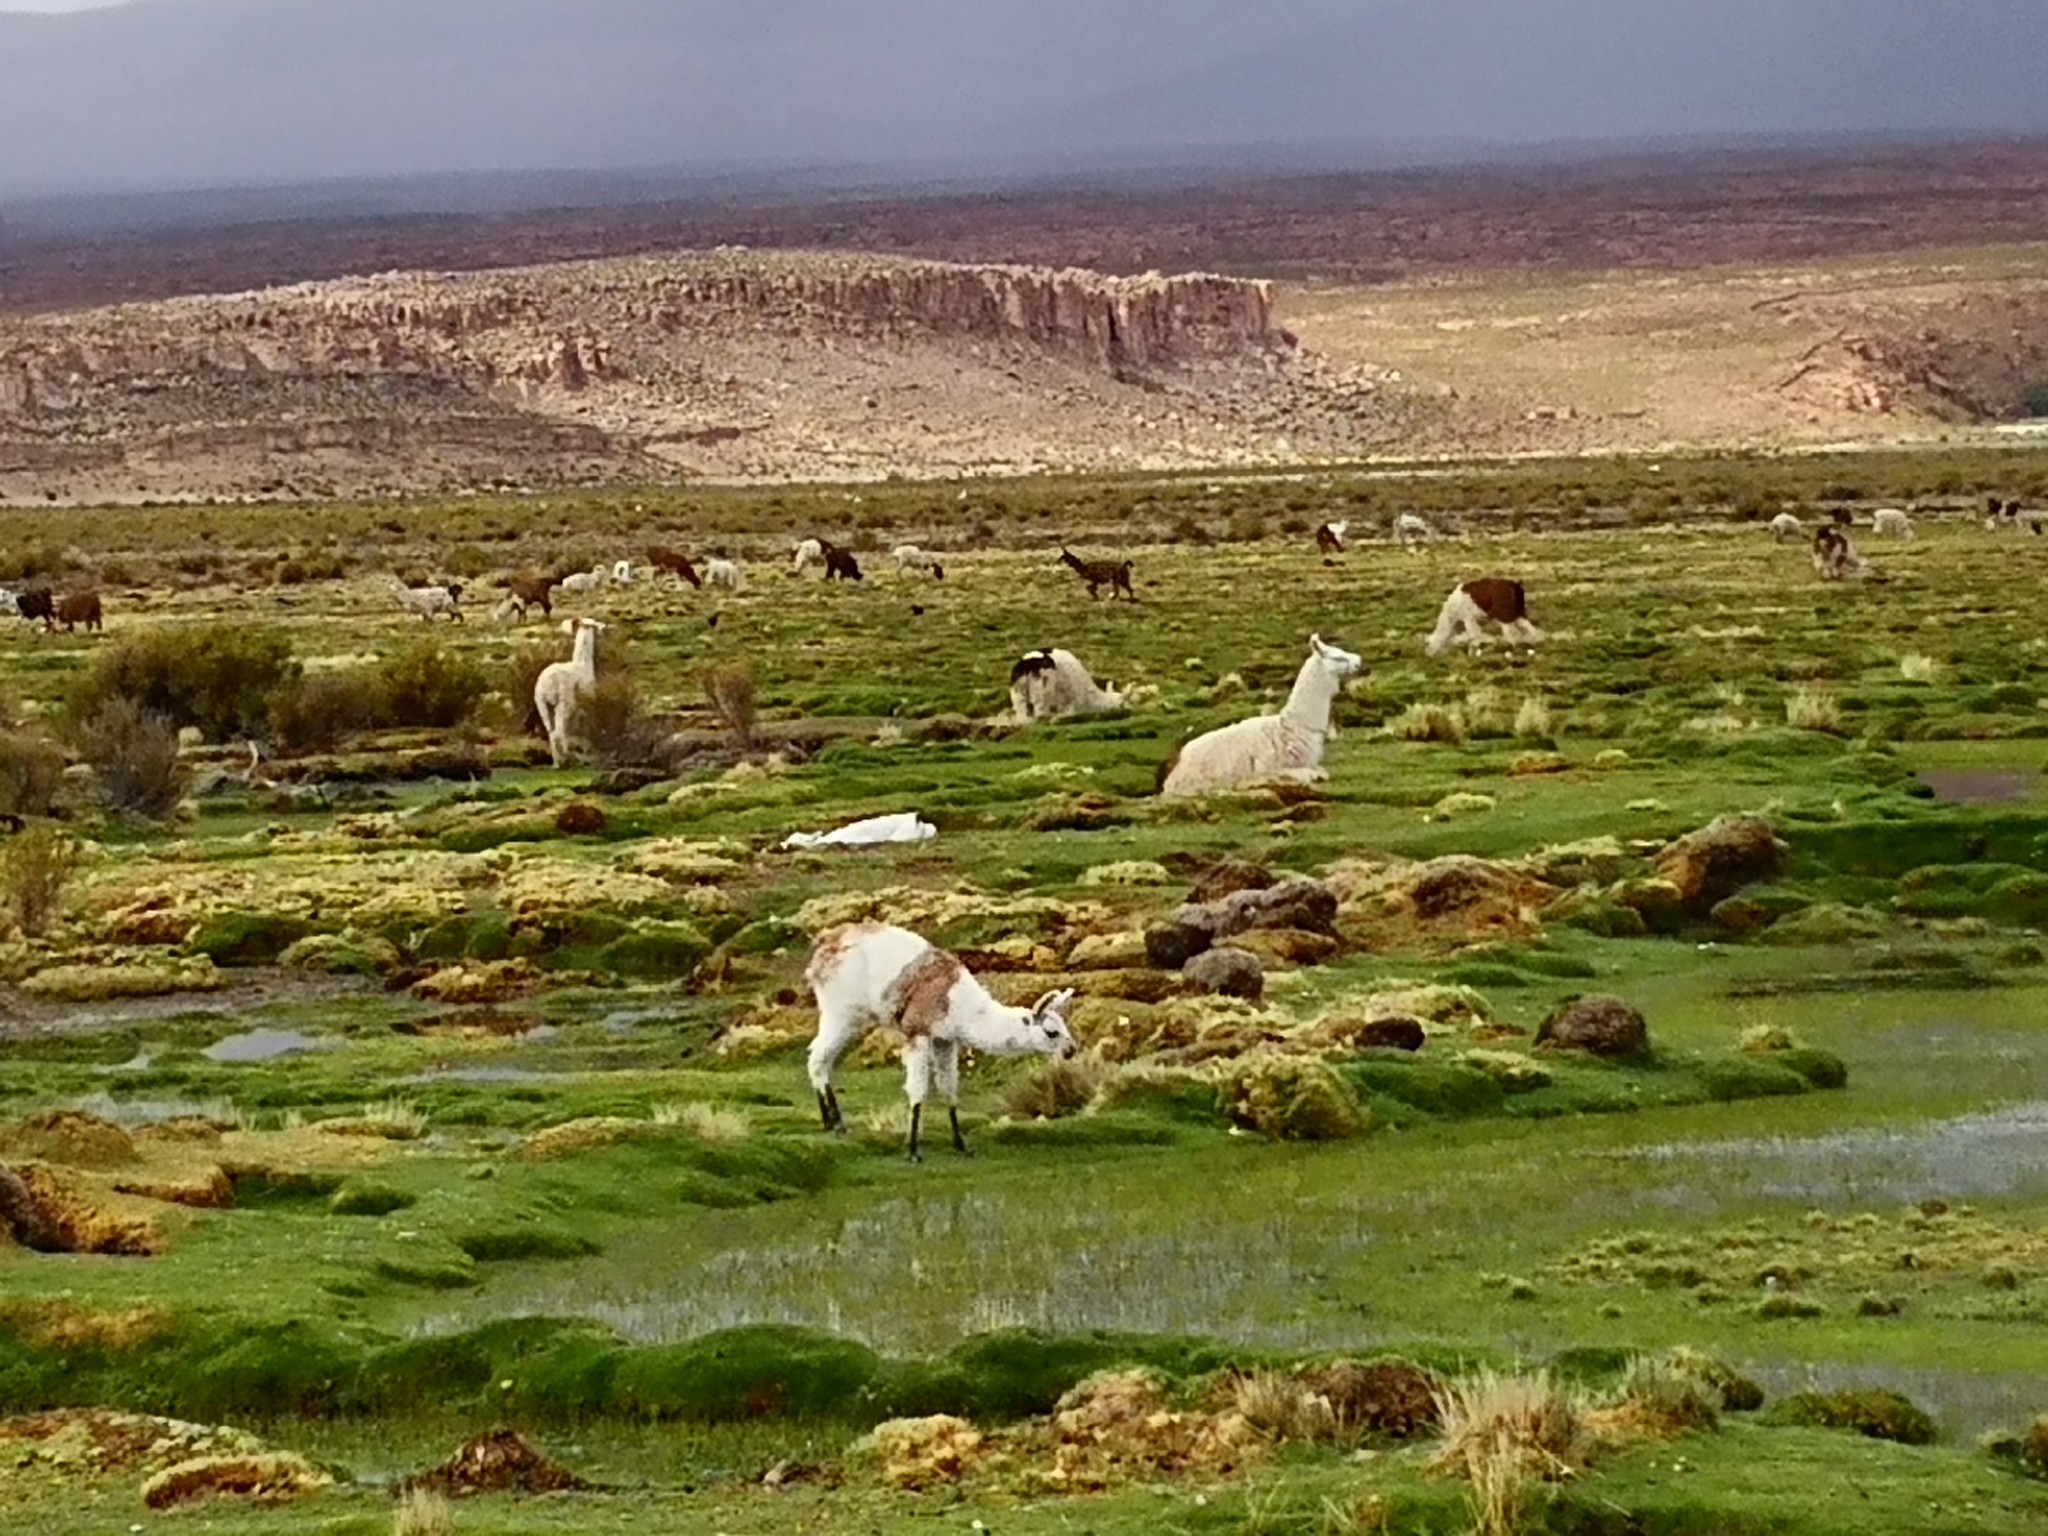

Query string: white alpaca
[611,558,635,585]
[1393,512,1434,547]
[1160,634,1361,796]
[705,557,746,592]
[1425,578,1541,658]
[892,544,945,579]
[1009,647,1125,720]
[1768,512,1803,542]
[805,921,1077,1160]
[558,565,605,594]
[391,577,463,622]
[1872,507,1915,540]
[793,538,826,576]
[533,617,604,768]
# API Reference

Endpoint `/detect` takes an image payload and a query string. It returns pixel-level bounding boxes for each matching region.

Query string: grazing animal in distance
[499,571,557,620]
[1813,526,1867,581]
[648,548,703,588]
[1160,634,1361,796]
[1871,507,1915,540]
[1768,512,1804,542]
[533,617,605,768]
[1315,520,1349,557]
[1829,507,1855,527]
[1393,513,1434,547]
[610,559,635,585]
[1059,548,1134,601]
[14,588,55,628]
[892,544,945,579]
[392,577,463,622]
[822,543,863,582]
[1009,647,1125,720]
[704,557,746,592]
[1424,578,1541,657]
[804,921,1077,1161]
[557,565,606,595]
[793,538,826,576]
[55,590,101,633]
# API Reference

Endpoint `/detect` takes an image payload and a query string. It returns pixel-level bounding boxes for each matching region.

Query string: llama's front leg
[807,1024,851,1137]
[902,1039,934,1163]
[932,1040,971,1156]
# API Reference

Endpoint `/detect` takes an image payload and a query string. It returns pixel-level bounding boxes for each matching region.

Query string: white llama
[533,617,604,768]
[1160,634,1361,796]
[1009,647,1125,720]
[805,922,1077,1160]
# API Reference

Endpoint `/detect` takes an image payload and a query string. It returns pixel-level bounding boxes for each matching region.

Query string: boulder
[1183,946,1264,1000]
[1535,994,1648,1057]
[1654,815,1788,914]
[1234,928,1341,968]
[1353,1016,1427,1052]
[1144,875,1339,969]
[1144,907,1218,969]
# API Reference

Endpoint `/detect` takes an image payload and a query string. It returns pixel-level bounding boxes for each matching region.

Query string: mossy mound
[1223,1054,1369,1141]
[1765,1388,1937,1445]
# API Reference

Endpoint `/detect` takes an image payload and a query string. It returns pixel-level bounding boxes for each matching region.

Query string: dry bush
[701,661,759,751]
[1783,684,1841,732]
[1899,653,1943,685]
[377,640,487,729]
[1431,1370,1587,1536]
[1387,703,1467,744]
[269,671,385,755]
[392,1486,452,1536]
[3,826,78,937]
[0,733,65,819]
[503,644,557,736]
[69,623,298,743]
[73,698,186,820]
[649,1102,750,1141]
[1231,1368,1340,1445]
[580,674,672,771]
[999,1055,1109,1120]
[1512,696,1553,740]
[1463,687,1512,738]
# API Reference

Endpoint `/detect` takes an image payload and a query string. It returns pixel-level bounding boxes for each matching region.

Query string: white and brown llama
[1009,647,1125,720]
[1160,634,1361,796]
[533,617,604,768]
[804,922,1077,1160]
[1424,578,1541,657]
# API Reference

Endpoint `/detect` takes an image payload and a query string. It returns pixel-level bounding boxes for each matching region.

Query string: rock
[1234,928,1340,968]
[1654,814,1788,914]
[1610,877,1687,935]
[1184,946,1264,1000]
[1188,857,1276,903]
[1353,1016,1427,1052]
[1535,994,1649,1057]
[141,1452,331,1509]
[1145,907,1218,968]
[1066,931,1152,970]
[1146,875,1340,970]
[554,801,608,836]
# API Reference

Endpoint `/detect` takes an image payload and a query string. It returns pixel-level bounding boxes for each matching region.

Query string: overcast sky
[1,0,2043,198]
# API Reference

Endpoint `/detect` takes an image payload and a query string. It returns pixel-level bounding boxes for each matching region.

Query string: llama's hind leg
[901,1038,934,1162]
[932,1040,970,1155]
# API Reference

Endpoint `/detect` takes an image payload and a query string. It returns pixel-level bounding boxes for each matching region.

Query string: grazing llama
[1393,512,1434,547]
[648,548,703,588]
[805,922,1077,1160]
[1059,548,1135,601]
[1813,526,1867,581]
[1315,520,1349,556]
[533,617,604,768]
[1871,507,1915,540]
[392,577,463,622]
[1160,634,1361,796]
[892,544,945,579]
[1009,647,1125,720]
[1768,512,1804,542]
[704,557,746,592]
[1424,578,1541,657]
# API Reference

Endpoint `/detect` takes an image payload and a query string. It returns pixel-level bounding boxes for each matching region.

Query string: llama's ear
[1034,987,1076,1020]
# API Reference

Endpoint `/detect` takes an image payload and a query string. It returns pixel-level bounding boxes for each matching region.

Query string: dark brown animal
[55,590,101,632]
[1829,507,1854,527]
[648,548,703,588]
[822,544,863,582]
[1059,548,1134,601]
[1813,525,1863,580]
[500,572,556,618]
[1989,495,2007,518]
[14,588,53,628]
[1460,577,1528,624]
[1315,524,1345,557]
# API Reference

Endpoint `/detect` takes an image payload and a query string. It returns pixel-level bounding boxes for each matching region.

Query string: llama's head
[446,582,463,603]
[1024,988,1080,1059]
[1327,520,1348,542]
[1309,633,1363,680]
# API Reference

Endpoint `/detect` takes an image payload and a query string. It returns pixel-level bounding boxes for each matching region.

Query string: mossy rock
[188,912,318,967]
[606,1324,880,1421]
[1764,1388,1937,1445]
[453,1224,601,1263]
[600,922,712,979]
[1759,903,1889,945]
[1776,1047,1849,1090]
[1609,878,1688,936]
[329,1180,417,1217]
[1223,1054,1369,1141]
[1700,1056,1813,1102]
[373,1250,482,1290]
[931,1328,1230,1420]
[715,917,805,960]
[1339,1058,1508,1119]
[1549,889,1648,939]
[278,932,401,977]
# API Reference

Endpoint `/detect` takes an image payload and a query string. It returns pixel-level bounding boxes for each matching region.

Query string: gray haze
[1,0,2044,197]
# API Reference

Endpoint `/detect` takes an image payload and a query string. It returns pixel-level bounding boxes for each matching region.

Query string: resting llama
[1424,578,1541,657]
[1009,647,1125,720]
[533,617,604,768]
[1160,634,1361,796]
[1871,507,1915,540]
[805,922,1077,1160]
[1393,512,1434,547]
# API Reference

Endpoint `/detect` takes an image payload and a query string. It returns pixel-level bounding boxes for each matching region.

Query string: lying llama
[393,577,463,622]
[1160,634,1361,796]
[1393,512,1434,547]
[1871,507,1915,540]
[805,921,1077,1161]
[1009,647,1125,721]
[892,544,945,579]
[533,617,604,768]
[704,557,746,592]
[1768,512,1804,542]
[648,548,703,588]
[1813,526,1867,581]
[1059,548,1134,601]
[557,565,606,595]
[1424,578,1540,657]
[1315,520,1349,556]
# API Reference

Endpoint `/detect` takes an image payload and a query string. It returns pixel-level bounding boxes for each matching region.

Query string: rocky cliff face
[0,251,1340,501]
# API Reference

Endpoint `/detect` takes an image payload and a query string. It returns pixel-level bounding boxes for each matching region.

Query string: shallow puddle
[202,1028,334,1063]
[1917,768,2036,805]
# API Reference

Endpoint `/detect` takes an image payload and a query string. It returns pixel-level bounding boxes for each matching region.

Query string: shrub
[1764,1388,1936,1445]
[2021,380,2048,419]
[73,698,185,820]
[1387,702,1466,743]
[268,670,385,755]
[70,624,299,742]
[581,674,671,771]
[0,734,64,819]
[701,661,759,751]
[378,640,486,729]
[2,826,77,937]
[1784,684,1842,732]
[1224,1054,1368,1140]
[189,911,318,967]
[1000,1056,1109,1120]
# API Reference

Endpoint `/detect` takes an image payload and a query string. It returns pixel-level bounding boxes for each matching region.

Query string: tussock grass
[1900,653,1944,684]
[393,1487,453,1536]
[1512,696,1552,740]
[1431,1369,1587,1536]
[1784,684,1842,732]
[1387,702,1467,743]
[651,1101,750,1140]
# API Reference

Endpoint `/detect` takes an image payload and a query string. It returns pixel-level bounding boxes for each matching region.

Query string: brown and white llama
[1424,578,1540,657]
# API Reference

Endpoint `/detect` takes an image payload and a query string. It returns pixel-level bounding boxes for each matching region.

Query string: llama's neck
[947,985,1037,1053]
[1279,656,1341,737]
[571,629,600,676]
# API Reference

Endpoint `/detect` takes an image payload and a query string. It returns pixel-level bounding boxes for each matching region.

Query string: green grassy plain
[7,450,2048,1532]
